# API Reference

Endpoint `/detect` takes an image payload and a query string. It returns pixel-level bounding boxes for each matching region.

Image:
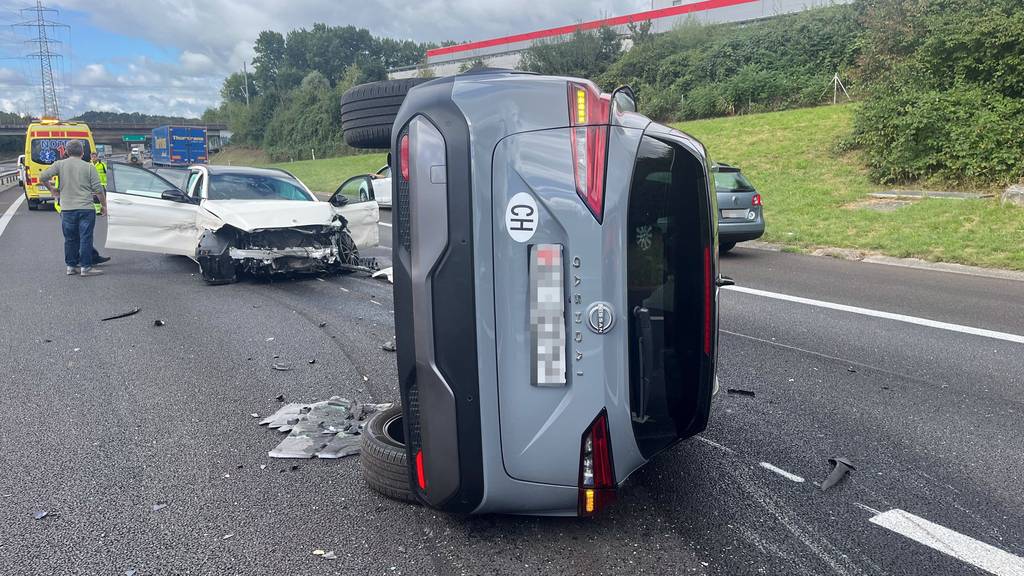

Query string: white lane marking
[696,436,735,454]
[723,285,1024,345]
[853,502,882,515]
[869,509,1024,576]
[0,193,25,238]
[379,222,392,228]
[759,462,805,483]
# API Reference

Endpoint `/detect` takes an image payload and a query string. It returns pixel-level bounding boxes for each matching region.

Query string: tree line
[208,0,1023,185]
[202,24,434,161]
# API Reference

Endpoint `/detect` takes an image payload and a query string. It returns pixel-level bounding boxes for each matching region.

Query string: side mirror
[161,189,191,203]
[330,193,349,207]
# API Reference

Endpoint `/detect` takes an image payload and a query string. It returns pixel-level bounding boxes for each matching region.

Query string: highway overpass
[0,122,230,148]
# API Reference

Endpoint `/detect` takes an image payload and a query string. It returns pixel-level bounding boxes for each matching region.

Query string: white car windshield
[207,173,314,201]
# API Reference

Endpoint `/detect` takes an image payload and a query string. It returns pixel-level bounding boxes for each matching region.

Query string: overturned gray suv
[345,71,722,516]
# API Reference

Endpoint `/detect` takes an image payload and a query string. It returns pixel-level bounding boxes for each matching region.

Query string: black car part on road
[340,79,431,149]
[361,405,418,503]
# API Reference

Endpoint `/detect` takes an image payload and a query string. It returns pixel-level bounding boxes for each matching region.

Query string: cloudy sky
[0,0,647,118]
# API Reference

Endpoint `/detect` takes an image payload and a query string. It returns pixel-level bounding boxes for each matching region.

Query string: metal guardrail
[1,170,20,186]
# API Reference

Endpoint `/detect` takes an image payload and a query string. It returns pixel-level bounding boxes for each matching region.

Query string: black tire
[720,242,736,253]
[361,405,418,503]
[339,230,359,266]
[341,79,432,149]
[26,195,39,211]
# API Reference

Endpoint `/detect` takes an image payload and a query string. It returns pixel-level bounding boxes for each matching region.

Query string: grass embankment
[675,104,1024,270]
[211,147,386,195]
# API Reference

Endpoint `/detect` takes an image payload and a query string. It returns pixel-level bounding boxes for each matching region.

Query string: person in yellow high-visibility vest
[92,154,107,188]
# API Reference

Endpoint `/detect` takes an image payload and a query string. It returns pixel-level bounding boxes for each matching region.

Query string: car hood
[201,200,338,232]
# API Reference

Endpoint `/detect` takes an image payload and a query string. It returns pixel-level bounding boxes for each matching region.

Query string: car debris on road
[259,397,393,459]
[101,307,141,322]
[820,457,856,491]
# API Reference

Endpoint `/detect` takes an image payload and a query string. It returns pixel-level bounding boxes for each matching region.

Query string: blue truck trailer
[151,126,208,166]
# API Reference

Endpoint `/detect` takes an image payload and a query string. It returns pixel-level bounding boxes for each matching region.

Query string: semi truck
[151,125,208,166]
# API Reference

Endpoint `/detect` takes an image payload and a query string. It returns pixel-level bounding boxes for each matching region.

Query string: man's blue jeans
[61,209,96,268]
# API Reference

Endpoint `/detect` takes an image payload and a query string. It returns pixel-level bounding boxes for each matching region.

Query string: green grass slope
[676,104,1024,270]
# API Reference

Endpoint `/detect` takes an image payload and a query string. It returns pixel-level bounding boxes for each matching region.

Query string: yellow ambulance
[21,118,96,210]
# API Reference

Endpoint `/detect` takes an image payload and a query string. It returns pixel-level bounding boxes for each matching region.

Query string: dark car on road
[714,163,764,252]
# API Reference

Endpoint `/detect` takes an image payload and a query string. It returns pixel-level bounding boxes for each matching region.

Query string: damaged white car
[104,163,379,284]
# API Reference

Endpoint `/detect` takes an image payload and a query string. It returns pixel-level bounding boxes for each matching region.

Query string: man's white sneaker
[66,266,78,275]
[79,267,104,277]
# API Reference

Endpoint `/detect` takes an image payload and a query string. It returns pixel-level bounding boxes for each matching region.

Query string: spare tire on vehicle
[341,78,432,149]
[360,404,419,503]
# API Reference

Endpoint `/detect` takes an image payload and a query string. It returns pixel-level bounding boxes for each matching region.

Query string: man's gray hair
[66,140,84,157]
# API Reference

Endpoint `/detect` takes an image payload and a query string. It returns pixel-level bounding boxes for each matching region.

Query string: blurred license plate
[721,209,748,219]
[37,185,49,191]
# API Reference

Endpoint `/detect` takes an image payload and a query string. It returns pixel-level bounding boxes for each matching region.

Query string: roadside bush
[851,0,1024,184]
[854,82,1024,184]
[601,5,861,121]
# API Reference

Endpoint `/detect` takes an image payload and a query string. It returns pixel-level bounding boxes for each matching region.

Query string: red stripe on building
[426,0,759,58]
[66,131,89,137]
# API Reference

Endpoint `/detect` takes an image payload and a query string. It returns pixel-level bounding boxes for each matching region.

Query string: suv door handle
[110,198,132,205]
[716,275,735,287]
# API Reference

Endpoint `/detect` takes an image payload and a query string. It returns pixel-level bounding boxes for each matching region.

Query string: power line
[12,0,67,118]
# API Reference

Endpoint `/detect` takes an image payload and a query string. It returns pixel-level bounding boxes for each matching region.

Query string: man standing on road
[92,154,107,188]
[41,140,108,277]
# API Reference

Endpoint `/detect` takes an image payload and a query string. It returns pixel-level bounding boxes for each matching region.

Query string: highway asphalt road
[1,183,1022,575]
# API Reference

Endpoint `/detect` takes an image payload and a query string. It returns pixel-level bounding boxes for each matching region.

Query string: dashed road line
[869,509,1024,576]
[759,462,805,483]
[723,285,1024,345]
[0,193,25,239]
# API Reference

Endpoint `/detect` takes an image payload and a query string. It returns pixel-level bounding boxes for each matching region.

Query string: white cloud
[0,0,649,117]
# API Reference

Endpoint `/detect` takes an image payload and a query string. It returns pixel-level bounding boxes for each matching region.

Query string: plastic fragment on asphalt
[32,510,48,520]
[726,388,755,397]
[847,367,857,373]
[318,322,327,328]
[222,534,234,540]
[101,307,141,321]
[382,340,396,352]
[313,550,325,556]
[259,403,304,428]
[250,413,259,418]
[371,267,394,283]
[261,397,393,459]
[271,362,293,372]
[275,394,285,402]
[152,501,168,512]
[125,570,137,576]
[308,359,316,364]
[820,457,856,491]
[323,551,338,560]
[154,320,166,327]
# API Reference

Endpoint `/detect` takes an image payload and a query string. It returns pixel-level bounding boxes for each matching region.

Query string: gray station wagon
[714,163,764,252]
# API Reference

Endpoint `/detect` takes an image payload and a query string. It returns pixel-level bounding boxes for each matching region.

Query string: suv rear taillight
[399,133,410,180]
[568,82,610,223]
[752,193,762,207]
[578,410,615,516]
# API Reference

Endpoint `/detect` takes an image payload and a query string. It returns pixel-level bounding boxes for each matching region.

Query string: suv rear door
[626,133,718,458]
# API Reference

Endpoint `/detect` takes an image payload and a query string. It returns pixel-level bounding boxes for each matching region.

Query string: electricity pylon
[13,1,68,118]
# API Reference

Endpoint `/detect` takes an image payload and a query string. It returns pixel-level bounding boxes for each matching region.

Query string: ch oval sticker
[506,192,538,243]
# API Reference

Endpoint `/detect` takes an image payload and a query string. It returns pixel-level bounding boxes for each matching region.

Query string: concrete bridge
[0,122,230,148]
